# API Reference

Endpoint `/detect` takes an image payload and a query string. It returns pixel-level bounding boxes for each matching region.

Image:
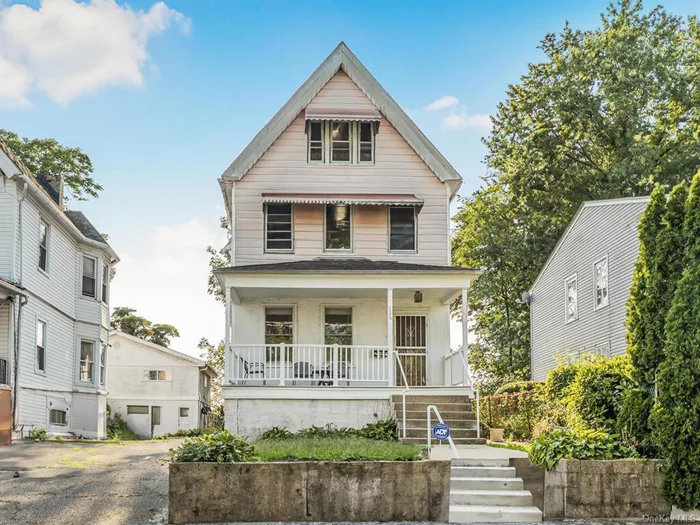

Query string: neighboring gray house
[529,197,649,381]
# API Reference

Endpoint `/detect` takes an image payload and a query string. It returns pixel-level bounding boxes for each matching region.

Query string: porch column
[387,288,395,386]
[225,287,232,384]
[461,286,469,384]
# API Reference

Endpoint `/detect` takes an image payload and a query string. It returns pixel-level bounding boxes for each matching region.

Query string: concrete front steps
[392,394,487,445]
[449,457,542,523]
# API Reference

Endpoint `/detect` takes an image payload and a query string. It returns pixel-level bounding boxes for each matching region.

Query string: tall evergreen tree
[652,170,700,509]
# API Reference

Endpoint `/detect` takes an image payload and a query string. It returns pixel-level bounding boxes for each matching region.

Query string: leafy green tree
[110,306,180,348]
[652,170,700,509]
[198,338,224,406]
[0,129,102,201]
[453,0,699,389]
[206,216,231,304]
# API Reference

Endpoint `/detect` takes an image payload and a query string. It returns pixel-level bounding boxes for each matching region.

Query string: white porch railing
[228,344,391,386]
[442,348,479,438]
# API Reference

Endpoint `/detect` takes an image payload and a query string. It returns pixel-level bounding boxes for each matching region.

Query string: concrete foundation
[168,460,451,524]
[544,459,671,519]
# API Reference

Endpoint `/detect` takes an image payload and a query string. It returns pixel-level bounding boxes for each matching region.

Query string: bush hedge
[260,419,398,442]
[106,413,139,441]
[494,380,542,395]
[169,430,259,463]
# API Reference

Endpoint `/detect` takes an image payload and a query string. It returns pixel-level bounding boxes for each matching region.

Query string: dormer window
[331,122,351,163]
[305,109,379,165]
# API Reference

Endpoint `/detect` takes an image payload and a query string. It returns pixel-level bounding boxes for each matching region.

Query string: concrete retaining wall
[544,459,670,518]
[169,460,451,524]
[511,458,544,512]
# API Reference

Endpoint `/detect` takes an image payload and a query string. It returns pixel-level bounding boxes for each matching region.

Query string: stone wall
[169,460,451,524]
[511,458,544,511]
[544,459,670,519]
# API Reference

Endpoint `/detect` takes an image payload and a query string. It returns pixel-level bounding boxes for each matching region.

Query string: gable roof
[529,196,650,293]
[65,211,108,244]
[220,42,462,198]
[110,330,217,377]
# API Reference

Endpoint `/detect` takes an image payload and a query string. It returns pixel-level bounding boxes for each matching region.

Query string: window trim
[38,218,50,274]
[79,339,96,384]
[307,120,325,164]
[264,203,294,253]
[49,408,68,427]
[81,255,97,299]
[323,203,354,252]
[329,120,352,164]
[358,121,375,164]
[593,255,609,311]
[388,206,418,253]
[101,263,110,304]
[36,319,47,374]
[564,273,578,324]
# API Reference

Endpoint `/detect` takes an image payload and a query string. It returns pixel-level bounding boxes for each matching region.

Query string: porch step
[401,437,487,445]
[449,504,543,523]
[397,410,476,420]
[391,395,472,405]
[450,477,524,491]
[402,427,478,439]
[393,402,475,412]
[451,489,534,506]
[452,457,510,467]
[398,418,477,430]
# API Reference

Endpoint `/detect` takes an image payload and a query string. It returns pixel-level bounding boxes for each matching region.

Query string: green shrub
[563,354,634,433]
[154,428,216,440]
[494,380,542,395]
[480,391,544,441]
[260,426,294,440]
[169,430,259,463]
[529,427,637,469]
[618,386,656,456]
[297,423,357,439]
[254,437,421,461]
[106,413,139,441]
[357,418,398,441]
[28,425,47,441]
[542,354,588,402]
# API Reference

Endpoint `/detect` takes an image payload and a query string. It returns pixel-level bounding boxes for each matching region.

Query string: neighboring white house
[0,139,119,439]
[107,331,217,438]
[529,197,650,380]
[215,43,481,439]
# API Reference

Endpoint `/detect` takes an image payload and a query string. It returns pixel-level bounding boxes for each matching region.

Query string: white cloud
[0,0,189,106]
[425,95,460,111]
[443,111,492,131]
[111,219,227,357]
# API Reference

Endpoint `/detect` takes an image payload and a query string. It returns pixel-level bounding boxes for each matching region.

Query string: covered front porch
[216,259,480,392]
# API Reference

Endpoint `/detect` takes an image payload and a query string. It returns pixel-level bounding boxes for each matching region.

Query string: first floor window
[99,345,106,386]
[49,409,67,426]
[325,307,353,362]
[325,204,352,250]
[144,370,171,381]
[80,340,94,382]
[565,275,578,323]
[39,219,49,271]
[308,120,324,162]
[265,204,293,251]
[127,405,148,415]
[36,320,46,372]
[331,121,350,162]
[389,206,416,251]
[179,407,189,418]
[82,256,96,298]
[264,306,294,361]
[594,256,609,309]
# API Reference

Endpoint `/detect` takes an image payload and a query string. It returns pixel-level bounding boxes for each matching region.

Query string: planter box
[544,459,670,519]
[169,460,451,524]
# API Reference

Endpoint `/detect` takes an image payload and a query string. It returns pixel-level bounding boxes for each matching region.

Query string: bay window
[80,340,95,382]
[82,256,96,298]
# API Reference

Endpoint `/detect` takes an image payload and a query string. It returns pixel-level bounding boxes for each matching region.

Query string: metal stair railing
[394,350,410,439]
[426,404,460,458]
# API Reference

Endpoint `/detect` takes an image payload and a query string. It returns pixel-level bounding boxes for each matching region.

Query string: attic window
[305,120,377,165]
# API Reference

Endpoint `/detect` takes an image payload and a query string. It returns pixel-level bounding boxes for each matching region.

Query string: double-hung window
[594,256,609,309]
[359,122,374,163]
[565,274,578,323]
[325,204,352,251]
[330,121,351,162]
[39,219,49,272]
[102,264,110,303]
[389,207,416,251]
[49,409,67,426]
[80,340,95,382]
[264,306,294,362]
[36,320,46,372]
[324,307,353,362]
[307,121,376,164]
[99,345,106,386]
[144,370,171,381]
[308,121,324,162]
[82,256,96,298]
[265,204,293,252]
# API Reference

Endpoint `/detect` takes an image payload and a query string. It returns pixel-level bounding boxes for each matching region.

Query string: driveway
[0,439,180,525]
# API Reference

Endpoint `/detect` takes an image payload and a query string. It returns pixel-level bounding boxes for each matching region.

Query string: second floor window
[325,204,352,251]
[565,275,578,323]
[594,256,609,309]
[80,340,94,382]
[39,219,49,271]
[36,320,46,372]
[82,256,96,298]
[265,204,293,252]
[144,370,171,381]
[102,264,110,303]
[389,207,416,251]
[331,122,351,162]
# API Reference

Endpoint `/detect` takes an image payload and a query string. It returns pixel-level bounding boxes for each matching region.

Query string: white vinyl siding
[233,70,448,266]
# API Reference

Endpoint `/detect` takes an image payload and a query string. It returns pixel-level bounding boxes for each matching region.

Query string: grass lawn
[253,437,424,461]
[488,441,531,453]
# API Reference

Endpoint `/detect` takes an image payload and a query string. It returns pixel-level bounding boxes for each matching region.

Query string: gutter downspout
[12,294,27,431]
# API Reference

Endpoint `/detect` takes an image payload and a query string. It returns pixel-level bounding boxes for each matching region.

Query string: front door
[394,315,427,386]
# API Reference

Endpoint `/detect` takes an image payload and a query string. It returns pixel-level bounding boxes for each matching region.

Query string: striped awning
[305,107,381,122]
[262,193,423,207]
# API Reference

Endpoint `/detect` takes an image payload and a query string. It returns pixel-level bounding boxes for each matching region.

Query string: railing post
[225,287,232,383]
[332,344,339,387]
[280,343,286,386]
[387,288,394,386]
[461,286,469,386]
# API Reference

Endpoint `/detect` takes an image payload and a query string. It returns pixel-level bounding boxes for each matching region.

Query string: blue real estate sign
[433,423,450,442]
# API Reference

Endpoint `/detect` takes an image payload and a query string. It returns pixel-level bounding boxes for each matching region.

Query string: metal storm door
[394,315,427,386]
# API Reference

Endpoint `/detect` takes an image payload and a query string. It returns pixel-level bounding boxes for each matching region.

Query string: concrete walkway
[429,444,528,460]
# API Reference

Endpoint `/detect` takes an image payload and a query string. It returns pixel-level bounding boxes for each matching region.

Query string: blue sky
[0,0,696,355]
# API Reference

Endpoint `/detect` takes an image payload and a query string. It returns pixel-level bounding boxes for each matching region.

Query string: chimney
[37,173,64,209]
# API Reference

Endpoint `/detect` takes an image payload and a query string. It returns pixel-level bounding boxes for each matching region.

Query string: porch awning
[261,193,423,207]
[305,107,381,122]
